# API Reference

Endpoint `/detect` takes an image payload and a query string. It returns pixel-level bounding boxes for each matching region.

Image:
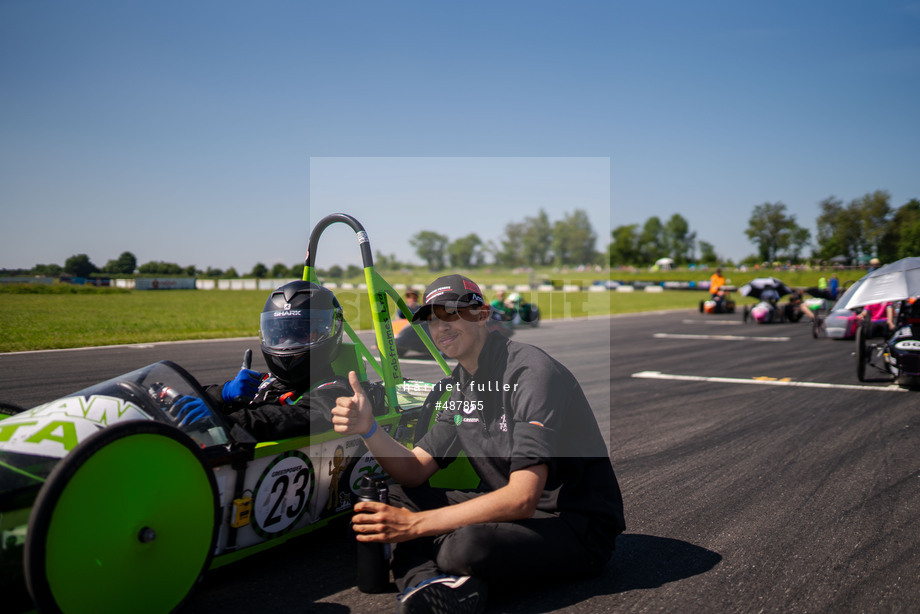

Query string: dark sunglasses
[427,305,480,322]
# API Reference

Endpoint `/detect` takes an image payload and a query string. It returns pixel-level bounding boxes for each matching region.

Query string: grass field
[3,262,859,353]
[0,287,709,353]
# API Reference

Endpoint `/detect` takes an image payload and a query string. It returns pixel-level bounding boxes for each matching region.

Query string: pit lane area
[2,311,919,612]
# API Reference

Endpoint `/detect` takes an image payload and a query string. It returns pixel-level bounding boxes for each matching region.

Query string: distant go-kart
[739,277,794,324]
[0,213,477,613]
[491,293,541,328]
[699,291,736,314]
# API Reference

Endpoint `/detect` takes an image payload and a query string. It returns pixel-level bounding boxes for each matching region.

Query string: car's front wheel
[856,325,867,382]
[25,420,218,614]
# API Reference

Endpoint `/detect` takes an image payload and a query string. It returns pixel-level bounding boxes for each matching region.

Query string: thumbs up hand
[332,371,376,436]
[221,349,261,404]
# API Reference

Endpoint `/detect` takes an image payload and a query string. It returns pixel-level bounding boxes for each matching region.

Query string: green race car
[0,213,476,613]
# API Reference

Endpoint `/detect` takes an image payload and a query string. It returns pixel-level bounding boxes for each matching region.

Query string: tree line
[14,194,912,279]
[408,208,601,271]
[608,190,920,267]
[2,208,605,280]
[0,252,308,280]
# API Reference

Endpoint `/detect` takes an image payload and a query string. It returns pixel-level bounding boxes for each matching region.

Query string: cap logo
[463,280,481,293]
[425,285,452,303]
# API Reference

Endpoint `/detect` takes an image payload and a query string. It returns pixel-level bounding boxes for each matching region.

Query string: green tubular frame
[303,214,450,410]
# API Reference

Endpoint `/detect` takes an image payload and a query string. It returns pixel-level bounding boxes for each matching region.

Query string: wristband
[360,420,378,439]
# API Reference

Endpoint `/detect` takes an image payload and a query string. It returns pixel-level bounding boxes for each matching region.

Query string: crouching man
[333,274,625,614]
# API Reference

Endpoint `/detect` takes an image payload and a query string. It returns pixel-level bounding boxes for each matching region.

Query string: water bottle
[355,476,389,593]
[376,478,391,561]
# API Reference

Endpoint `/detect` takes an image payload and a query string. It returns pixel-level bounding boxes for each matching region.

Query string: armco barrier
[134,278,196,290]
[108,278,714,294]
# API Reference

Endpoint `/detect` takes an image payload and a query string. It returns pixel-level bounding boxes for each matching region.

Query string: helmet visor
[260,309,341,351]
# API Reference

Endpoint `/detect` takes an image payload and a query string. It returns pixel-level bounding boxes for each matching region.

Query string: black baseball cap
[411,274,486,323]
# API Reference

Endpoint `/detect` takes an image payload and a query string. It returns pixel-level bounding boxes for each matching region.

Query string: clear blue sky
[2,1,918,272]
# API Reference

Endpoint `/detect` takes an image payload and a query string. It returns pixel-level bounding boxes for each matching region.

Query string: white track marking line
[632,370,906,392]
[0,336,260,356]
[681,319,743,326]
[654,333,790,342]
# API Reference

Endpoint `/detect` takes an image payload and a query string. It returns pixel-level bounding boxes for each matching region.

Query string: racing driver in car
[185,281,384,441]
[332,273,625,614]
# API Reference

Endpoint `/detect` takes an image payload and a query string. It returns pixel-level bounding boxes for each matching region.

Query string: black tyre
[856,325,867,382]
[742,306,749,323]
[0,401,24,416]
[25,420,219,614]
[699,300,704,313]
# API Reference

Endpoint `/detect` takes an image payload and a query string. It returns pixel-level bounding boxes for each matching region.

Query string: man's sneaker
[397,574,487,614]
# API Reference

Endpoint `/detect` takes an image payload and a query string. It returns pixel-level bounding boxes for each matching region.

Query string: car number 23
[252,451,316,537]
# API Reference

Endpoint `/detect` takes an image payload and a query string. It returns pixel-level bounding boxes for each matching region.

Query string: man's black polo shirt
[416,331,625,548]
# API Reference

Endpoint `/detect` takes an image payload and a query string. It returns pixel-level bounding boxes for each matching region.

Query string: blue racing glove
[173,396,211,427]
[222,368,261,403]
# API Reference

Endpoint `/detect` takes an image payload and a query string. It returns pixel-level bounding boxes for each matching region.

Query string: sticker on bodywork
[0,395,147,458]
[251,450,315,538]
[350,450,384,493]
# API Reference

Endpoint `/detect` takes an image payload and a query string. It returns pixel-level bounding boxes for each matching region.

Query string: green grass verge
[0,288,711,353]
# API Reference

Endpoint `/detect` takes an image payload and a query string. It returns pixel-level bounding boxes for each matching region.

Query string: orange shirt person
[709,268,725,297]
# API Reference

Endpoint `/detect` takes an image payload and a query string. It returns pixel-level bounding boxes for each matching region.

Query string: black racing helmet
[259,281,344,387]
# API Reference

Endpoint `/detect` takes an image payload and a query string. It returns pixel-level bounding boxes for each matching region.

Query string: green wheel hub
[25,421,218,614]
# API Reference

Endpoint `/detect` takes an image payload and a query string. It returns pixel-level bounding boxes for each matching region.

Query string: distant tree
[64,254,99,278]
[698,240,718,264]
[879,199,920,262]
[204,267,224,278]
[374,251,407,270]
[552,209,596,265]
[853,190,892,259]
[637,216,665,264]
[102,251,137,275]
[785,226,811,262]
[409,230,449,271]
[222,267,239,279]
[744,202,807,263]
[345,264,362,279]
[138,261,184,275]
[447,234,484,268]
[33,263,63,277]
[184,265,198,277]
[496,222,526,268]
[271,263,290,278]
[814,196,857,261]
[521,209,553,266]
[326,264,344,280]
[290,264,304,279]
[250,263,268,278]
[663,214,696,265]
[609,225,640,266]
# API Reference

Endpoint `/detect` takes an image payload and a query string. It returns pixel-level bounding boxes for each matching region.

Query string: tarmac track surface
[2,311,919,613]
